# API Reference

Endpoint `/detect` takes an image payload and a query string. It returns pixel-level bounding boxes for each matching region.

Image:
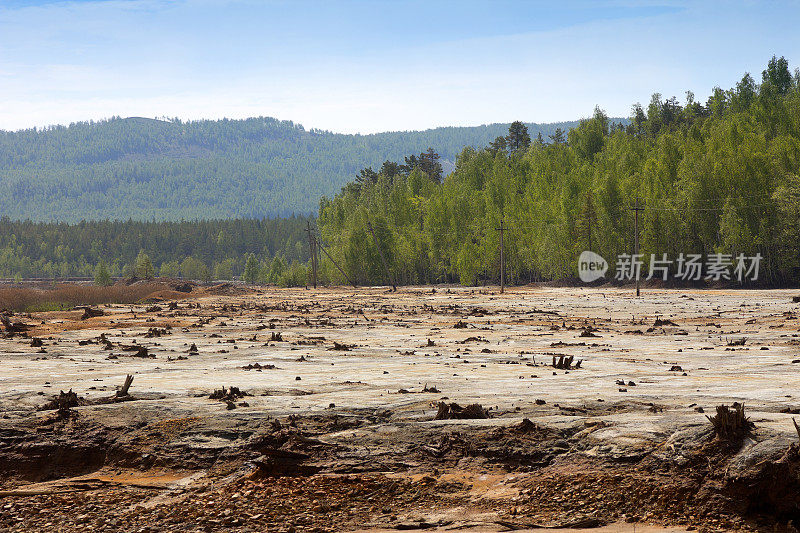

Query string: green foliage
[569,107,608,160]
[180,256,210,282]
[134,251,155,279]
[506,121,531,153]
[25,302,71,313]
[548,128,566,145]
[277,260,308,288]
[0,217,310,279]
[159,260,180,278]
[763,55,793,94]
[263,255,287,284]
[213,258,236,280]
[242,254,259,284]
[319,57,800,286]
[94,260,112,286]
[0,118,587,222]
[406,148,444,183]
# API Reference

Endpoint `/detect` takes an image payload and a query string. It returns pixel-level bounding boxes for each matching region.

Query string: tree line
[6,57,799,287]
[317,56,800,286]
[0,217,312,285]
[0,116,585,222]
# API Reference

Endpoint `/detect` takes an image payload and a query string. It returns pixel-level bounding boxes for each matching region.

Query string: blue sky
[0,0,798,133]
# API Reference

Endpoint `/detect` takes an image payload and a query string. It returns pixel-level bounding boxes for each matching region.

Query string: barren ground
[2,285,800,532]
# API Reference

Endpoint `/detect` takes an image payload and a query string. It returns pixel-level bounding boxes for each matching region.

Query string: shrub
[181,256,210,282]
[0,282,172,312]
[159,260,180,278]
[213,258,236,281]
[277,260,308,287]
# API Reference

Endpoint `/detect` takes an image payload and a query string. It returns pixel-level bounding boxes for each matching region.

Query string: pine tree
[134,251,155,279]
[379,160,401,178]
[762,55,793,94]
[243,254,259,284]
[417,148,443,182]
[506,121,531,152]
[548,128,566,145]
[489,136,507,155]
[95,260,112,286]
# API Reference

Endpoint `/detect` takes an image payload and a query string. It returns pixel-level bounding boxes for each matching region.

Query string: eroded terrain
[2,285,800,532]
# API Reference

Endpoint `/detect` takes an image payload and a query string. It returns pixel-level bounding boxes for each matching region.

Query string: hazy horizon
[0,113,604,136]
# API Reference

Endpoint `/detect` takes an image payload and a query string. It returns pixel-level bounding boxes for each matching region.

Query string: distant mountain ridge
[0,115,620,221]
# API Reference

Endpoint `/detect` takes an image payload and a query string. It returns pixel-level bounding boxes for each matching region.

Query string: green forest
[317,57,800,286]
[0,117,581,222]
[5,57,800,287]
[0,217,312,285]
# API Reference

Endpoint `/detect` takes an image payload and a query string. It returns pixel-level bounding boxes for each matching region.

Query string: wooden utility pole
[306,221,317,288]
[496,213,506,293]
[367,221,396,291]
[314,229,321,286]
[312,237,318,288]
[631,197,644,297]
[314,236,357,288]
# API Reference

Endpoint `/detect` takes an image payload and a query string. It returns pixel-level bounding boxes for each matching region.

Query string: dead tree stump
[117,375,134,397]
[707,403,753,440]
[552,355,579,369]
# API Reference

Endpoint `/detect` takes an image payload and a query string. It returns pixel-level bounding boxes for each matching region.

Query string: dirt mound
[144,289,197,301]
[204,282,250,296]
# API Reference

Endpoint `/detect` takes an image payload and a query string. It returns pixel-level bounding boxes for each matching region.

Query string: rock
[433,402,489,420]
[75,307,104,320]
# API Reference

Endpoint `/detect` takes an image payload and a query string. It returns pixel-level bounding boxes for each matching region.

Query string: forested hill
[318,56,800,286]
[0,117,588,222]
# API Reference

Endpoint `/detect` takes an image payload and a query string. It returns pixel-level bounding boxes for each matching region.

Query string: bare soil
[2,285,800,532]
